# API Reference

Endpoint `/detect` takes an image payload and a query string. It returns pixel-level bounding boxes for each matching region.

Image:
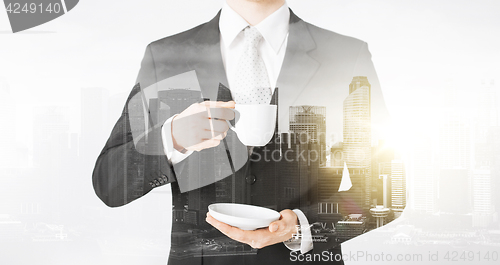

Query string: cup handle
[226,118,236,131]
[225,108,237,131]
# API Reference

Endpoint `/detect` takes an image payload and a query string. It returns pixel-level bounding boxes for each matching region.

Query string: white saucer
[208,203,280,230]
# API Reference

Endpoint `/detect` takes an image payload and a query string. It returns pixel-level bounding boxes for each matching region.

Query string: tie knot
[243,26,263,48]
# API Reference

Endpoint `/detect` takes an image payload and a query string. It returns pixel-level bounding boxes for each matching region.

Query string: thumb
[269,221,282,232]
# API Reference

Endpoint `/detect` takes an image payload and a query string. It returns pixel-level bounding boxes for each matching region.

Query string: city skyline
[1,77,499,264]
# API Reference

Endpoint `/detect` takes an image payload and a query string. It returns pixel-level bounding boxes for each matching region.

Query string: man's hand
[171,101,235,152]
[206,209,298,249]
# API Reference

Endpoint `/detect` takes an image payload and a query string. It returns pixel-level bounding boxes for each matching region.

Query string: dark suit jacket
[93,9,389,265]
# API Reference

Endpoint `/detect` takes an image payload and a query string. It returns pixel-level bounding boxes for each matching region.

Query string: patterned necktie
[232,26,272,104]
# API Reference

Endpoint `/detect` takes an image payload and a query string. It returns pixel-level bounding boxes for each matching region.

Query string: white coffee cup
[226,104,277,146]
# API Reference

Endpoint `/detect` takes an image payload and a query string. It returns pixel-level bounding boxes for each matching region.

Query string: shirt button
[246,174,257,185]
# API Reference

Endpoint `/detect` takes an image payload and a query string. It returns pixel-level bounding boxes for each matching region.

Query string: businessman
[93,0,390,264]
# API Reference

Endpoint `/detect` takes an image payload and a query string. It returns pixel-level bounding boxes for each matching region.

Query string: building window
[318,202,338,214]
[284,187,296,198]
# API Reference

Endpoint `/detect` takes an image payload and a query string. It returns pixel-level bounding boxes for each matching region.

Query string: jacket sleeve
[92,45,179,207]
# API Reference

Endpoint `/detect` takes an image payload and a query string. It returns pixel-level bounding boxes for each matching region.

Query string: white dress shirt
[161,1,313,254]
[219,1,289,91]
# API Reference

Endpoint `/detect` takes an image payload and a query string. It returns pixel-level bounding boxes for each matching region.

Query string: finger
[203,138,222,148]
[208,108,235,120]
[210,119,230,133]
[202,101,235,109]
[281,210,299,226]
[269,210,296,233]
[199,132,226,144]
[200,128,226,139]
[199,119,216,131]
[206,214,245,241]
[198,118,229,132]
[199,131,225,141]
[211,133,225,141]
[206,214,247,243]
[199,130,215,140]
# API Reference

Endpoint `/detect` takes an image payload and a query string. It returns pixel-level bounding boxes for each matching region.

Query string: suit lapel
[276,11,320,132]
[186,11,229,101]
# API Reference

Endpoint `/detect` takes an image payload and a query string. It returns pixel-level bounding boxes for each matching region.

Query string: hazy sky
[1,0,499,148]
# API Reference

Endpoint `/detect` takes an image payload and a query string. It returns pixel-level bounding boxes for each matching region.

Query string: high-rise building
[289,106,327,166]
[343,76,371,167]
[272,133,315,212]
[472,169,495,227]
[373,162,392,210]
[411,135,438,214]
[343,76,372,208]
[371,140,394,207]
[439,112,472,216]
[472,80,498,227]
[439,80,473,217]
[391,160,406,218]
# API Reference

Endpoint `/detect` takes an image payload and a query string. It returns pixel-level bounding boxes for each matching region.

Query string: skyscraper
[411,135,438,214]
[391,160,406,218]
[472,80,498,227]
[377,161,392,208]
[473,169,494,227]
[343,76,371,167]
[343,76,372,208]
[289,106,326,166]
[371,140,394,207]
[439,115,472,215]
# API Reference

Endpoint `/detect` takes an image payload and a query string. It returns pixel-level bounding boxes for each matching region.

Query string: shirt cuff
[283,209,313,254]
[161,115,193,165]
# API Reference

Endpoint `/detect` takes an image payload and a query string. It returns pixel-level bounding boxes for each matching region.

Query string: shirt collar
[219,1,290,54]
